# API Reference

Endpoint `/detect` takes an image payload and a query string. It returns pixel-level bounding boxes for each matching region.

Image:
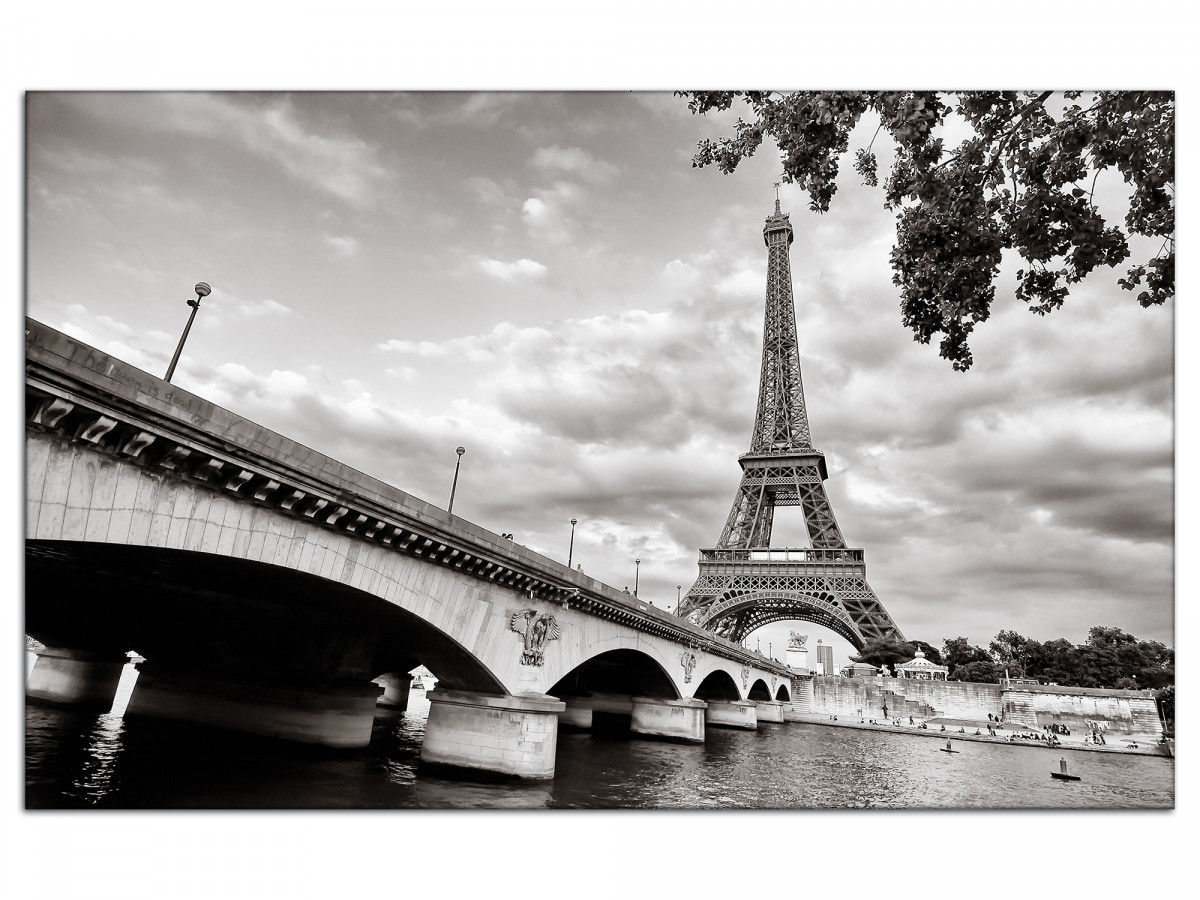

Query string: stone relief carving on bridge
[788,632,808,651]
[681,652,697,683]
[509,609,561,666]
[740,666,749,689]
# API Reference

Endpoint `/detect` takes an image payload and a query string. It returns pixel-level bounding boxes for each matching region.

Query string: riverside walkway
[784,712,1172,757]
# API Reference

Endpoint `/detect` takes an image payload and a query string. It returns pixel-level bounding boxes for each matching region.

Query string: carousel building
[895,649,949,681]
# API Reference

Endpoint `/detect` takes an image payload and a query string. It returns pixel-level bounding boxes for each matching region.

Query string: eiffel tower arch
[675,198,904,651]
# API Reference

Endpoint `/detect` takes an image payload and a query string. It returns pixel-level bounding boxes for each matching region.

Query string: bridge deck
[25,318,792,678]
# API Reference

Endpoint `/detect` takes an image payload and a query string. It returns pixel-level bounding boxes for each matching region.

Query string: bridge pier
[558,696,594,730]
[755,699,785,724]
[421,689,565,781]
[124,668,384,748]
[373,672,413,710]
[630,696,707,743]
[704,698,758,730]
[26,647,128,710]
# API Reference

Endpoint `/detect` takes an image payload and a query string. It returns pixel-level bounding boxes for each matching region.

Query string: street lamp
[165,282,210,382]
[568,517,577,568]
[447,446,465,515]
[634,558,640,597]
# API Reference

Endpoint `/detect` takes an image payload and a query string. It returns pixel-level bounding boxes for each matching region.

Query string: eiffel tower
[675,196,904,650]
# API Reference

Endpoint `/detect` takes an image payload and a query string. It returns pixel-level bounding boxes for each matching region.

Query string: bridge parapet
[25,318,790,680]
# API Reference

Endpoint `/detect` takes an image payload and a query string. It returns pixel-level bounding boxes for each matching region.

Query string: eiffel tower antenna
[675,200,904,650]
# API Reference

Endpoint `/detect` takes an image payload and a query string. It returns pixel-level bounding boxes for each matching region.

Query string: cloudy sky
[25,90,1174,667]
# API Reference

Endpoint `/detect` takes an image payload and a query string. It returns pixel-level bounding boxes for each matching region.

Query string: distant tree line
[850,626,1173,717]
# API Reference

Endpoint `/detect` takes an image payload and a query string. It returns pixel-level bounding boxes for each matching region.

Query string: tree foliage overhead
[678,90,1174,370]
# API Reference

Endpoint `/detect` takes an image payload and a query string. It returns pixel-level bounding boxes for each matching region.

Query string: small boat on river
[940,740,959,753]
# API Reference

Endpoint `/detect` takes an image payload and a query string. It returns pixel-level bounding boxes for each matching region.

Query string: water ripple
[25,706,1173,809]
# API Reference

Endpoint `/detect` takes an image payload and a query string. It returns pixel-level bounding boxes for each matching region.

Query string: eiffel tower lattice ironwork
[675,198,904,651]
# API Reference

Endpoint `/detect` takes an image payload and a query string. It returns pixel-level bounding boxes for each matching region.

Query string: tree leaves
[677,90,1175,370]
[936,627,1173,688]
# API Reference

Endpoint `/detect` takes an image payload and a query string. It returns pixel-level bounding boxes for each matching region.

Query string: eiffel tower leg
[795,477,845,549]
[835,577,905,645]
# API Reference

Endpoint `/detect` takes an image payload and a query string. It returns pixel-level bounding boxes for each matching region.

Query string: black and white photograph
[13,4,1185,894]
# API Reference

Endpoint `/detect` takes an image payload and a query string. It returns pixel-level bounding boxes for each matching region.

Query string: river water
[25,692,1173,810]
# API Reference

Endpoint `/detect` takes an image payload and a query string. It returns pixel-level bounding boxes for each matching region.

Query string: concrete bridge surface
[25,319,800,779]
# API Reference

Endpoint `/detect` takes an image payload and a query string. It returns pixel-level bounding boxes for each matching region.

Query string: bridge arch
[26,540,509,695]
[747,678,772,701]
[775,682,791,701]
[700,590,866,649]
[549,648,679,701]
[693,668,741,701]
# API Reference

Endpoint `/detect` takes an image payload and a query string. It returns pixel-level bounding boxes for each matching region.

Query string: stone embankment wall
[1001,684,1161,735]
[804,676,1001,721]
[799,676,1161,737]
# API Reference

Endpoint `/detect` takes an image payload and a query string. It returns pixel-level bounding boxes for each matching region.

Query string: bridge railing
[698,547,864,564]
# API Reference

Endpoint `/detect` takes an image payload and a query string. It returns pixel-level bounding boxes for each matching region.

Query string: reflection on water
[70,714,125,805]
[25,698,1174,810]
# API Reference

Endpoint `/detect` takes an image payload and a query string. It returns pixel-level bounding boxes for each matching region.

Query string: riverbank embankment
[783,712,1172,757]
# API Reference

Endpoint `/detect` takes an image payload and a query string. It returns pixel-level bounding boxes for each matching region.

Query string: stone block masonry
[807,676,1161,738]
[420,689,566,780]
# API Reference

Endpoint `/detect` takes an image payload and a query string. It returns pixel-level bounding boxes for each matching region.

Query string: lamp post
[634,558,640,597]
[165,282,210,382]
[447,446,465,515]
[568,517,577,568]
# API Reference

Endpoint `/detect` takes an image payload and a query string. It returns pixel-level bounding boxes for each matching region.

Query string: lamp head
[188,282,211,308]
[456,446,465,456]
[570,517,577,526]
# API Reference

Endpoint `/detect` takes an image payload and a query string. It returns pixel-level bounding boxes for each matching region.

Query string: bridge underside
[549,649,679,701]
[25,540,506,694]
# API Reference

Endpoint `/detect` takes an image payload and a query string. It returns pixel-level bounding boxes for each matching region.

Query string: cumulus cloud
[478,257,548,280]
[521,181,588,244]
[196,292,293,330]
[60,93,392,208]
[465,176,508,207]
[530,145,619,183]
[323,234,360,259]
[378,339,451,357]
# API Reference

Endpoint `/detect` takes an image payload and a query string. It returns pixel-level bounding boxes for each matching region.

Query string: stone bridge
[25,319,797,779]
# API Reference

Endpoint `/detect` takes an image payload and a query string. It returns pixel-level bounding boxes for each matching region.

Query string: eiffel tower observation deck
[676,198,905,650]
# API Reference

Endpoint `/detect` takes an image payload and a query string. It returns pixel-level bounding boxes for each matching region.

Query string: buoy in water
[1051,756,1081,781]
